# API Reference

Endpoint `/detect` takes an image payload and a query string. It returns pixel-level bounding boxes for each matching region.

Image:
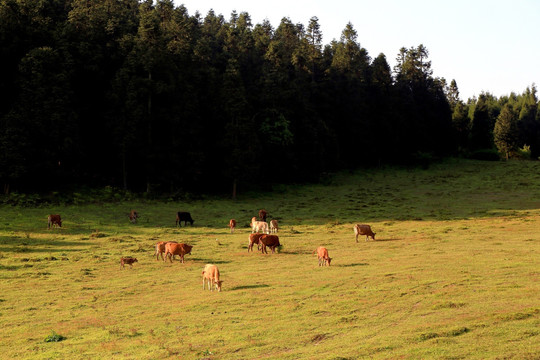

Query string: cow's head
[327,258,332,266]
[372,233,376,240]
[216,280,223,292]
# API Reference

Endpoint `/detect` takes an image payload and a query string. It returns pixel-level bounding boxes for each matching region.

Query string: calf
[313,246,332,266]
[270,219,279,234]
[120,257,138,269]
[259,234,281,254]
[175,212,194,227]
[259,209,268,222]
[229,219,237,233]
[129,210,139,224]
[154,241,178,261]
[202,264,223,292]
[47,214,62,229]
[354,224,376,242]
[248,233,265,252]
[165,242,193,263]
[251,220,269,234]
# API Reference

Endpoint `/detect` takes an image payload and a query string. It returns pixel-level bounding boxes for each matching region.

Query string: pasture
[0,159,539,359]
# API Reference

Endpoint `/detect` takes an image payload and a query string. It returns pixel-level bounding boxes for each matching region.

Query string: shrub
[44,331,65,342]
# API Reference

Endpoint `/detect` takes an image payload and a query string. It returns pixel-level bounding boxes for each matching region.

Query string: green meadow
[1,159,539,359]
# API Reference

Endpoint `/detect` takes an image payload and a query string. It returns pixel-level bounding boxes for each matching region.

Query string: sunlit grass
[0,159,539,359]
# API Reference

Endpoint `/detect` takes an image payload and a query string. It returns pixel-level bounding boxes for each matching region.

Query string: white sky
[175,0,540,101]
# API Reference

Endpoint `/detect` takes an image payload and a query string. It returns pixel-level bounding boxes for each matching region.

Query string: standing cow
[47,214,62,229]
[259,234,281,254]
[176,212,194,227]
[354,224,376,242]
[313,246,332,266]
[259,209,268,222]
[154,241,178,261]
[129,210,139,224]
[202,264,223,292]
[270,219,279,233]
[165,242,193,263]
[229,219,237,233]
[248,233,265,252]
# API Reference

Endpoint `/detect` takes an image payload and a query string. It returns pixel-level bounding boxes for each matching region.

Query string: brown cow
[313,246,332,266]
[259,234,281,254]
[259,209,268,222]
[120,257,138,269]
[129,210,139,224]
[47,214,62,229]
[202,264,223,292]
[354,224,376,242]
[248,233,265,252]
[154,241,178,261]
[270,219,278,234]
[165,242,193,263]
[229,219,237,233]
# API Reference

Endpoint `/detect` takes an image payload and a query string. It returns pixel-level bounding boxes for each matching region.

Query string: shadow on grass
[372,238,402,242]
[189,258,232,264]
[0,236,88,253]
[230,284,270,291]
[335,262,369,268]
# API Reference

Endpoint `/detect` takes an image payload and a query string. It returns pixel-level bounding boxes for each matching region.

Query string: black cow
[176,212,194,227]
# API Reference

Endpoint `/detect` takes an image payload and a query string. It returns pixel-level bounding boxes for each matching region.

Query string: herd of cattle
[46,209,377,292]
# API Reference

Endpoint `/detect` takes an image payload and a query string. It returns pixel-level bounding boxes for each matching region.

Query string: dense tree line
[1,0,539,196]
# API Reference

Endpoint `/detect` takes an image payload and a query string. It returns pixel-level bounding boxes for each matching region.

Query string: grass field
[0,159,539,359]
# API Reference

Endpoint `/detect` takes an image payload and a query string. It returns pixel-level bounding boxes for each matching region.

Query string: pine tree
[494,103,519,160]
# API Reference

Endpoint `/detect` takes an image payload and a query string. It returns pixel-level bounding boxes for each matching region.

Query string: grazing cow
[313,246,332,266]
[259,234,281,254]
[120,257,138,269]
[129,210,139,224]
[259,209,268,222]
[154,241,178,261]
[354,224,376,242]
[251,221,269,234]
[229,219,237,233]
[165,242,193,263]
[202,264,223,292]
[47,214,62,229]
[175,212,194,227]
[270,219,279,234]
[248,233,265,252]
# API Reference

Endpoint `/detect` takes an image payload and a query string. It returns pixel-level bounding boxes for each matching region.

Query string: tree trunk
[3,183,9,195]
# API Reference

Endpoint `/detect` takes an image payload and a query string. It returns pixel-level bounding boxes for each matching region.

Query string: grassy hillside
[0,159,539,359]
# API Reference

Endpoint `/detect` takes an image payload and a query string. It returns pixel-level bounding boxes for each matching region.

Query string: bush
[517,144,531,160]
[44,331,65,342]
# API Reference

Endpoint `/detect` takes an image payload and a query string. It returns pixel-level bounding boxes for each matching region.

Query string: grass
[0,159,539,359]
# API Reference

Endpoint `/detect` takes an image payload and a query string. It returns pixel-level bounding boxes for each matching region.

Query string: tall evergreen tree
[494,103,519,160]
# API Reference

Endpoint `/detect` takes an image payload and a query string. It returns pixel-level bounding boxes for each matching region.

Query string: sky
[174,0,540,101]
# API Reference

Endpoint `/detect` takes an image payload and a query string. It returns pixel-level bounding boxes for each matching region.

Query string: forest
[1,0,539,196]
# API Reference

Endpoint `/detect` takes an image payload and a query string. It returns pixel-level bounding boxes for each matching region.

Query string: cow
[259,234,281,254]
[354,224,376,242]
[313,246,332,266]
[175,212,194,227]
[154,241,178,261]
[270,219,278,234]
[248,233,265,252]
[165,242,193,263]
[259,209,268,222]
[120,257,138,269]
[252,221,269,234]
[129,210,139,224]
[202,264,223,292]
[229,219,237,233]
[47,214,62,229]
